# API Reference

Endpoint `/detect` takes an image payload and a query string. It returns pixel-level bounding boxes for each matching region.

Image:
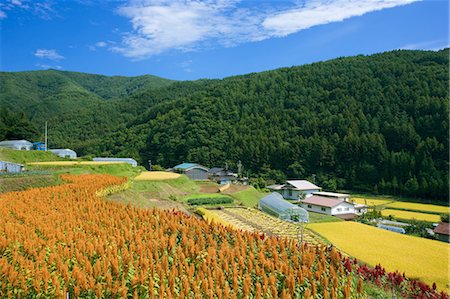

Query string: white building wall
[283,189,321,200]
[300,202,355,215]
[331,202,355,215]
[300,203,332,215]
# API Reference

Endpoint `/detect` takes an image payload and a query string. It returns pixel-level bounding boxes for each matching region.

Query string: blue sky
[0,0,448,80]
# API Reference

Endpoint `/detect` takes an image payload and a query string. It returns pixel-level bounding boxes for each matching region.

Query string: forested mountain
[1,49,448,201]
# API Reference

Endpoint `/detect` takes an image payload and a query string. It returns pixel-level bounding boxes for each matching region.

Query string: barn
[0,140,33,150]
[49,149,77,159]
[93,157,138,167]
[173,163,209,180]
[258,192,309,222]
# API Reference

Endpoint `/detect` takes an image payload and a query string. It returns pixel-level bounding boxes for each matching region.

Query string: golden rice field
[134,171,180,181]
[351,197,392,206]
[27,161,126,166]
[386,201,450,214]
[381,209,442,222]
[309,222,450,292]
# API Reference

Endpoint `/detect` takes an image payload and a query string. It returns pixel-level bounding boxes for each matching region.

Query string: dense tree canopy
[1,49,448,201]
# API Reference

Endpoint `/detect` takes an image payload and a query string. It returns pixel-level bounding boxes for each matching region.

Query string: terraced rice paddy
[211,208,324,244]
[309,222,450,292]
[381,209,442,222]
[134,171,180,180]
[207,209,257,232]
[386,201,449,214]
[351,197,392,206]
[27,161,126,166]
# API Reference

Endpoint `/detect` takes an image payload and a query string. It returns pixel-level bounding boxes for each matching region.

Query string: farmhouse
[0,139,33,150]
[300,195,358,220]
[258,192,309,222]
[208,167,238,184]
[173,162,209,180]
[268,179,321,200]
[433,222,449,243]
[49,149,77,159]
[0,161,24,173]
[93,157,137,167]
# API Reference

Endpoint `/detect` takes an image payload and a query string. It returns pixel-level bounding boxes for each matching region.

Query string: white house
[267,180,321,200]
[300,195,358,220]
[49,149,77,159]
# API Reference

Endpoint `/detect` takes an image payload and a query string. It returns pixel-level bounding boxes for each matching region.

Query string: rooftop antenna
[44,121,48,151]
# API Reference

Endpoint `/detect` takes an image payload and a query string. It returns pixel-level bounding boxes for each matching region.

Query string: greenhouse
[258,192,309,222]
[0,139,33,150]
[93,157,137,167]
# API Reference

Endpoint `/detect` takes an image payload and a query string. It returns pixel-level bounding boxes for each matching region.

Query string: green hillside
[1,49,448,201]
[0,148,62,164]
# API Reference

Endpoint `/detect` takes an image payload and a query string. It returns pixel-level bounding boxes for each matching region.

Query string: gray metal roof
[286,180,320,190]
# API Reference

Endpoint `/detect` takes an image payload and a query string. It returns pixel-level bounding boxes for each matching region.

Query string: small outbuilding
[258,192,309,222]
[173,163,209,180]
[0,140,33,150]
[433,222,449,243]
[93,157,137,167]
[49,149,77,159]
[0,161,24,173]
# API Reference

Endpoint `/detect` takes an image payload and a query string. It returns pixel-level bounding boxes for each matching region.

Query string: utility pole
[45,121,48,151]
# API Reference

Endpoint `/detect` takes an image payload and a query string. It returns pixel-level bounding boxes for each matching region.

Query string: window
[345,207,349,211]
[321,207,326,212]
[337,208,342,212]
[307,205,312,208]
[288,190,292,196]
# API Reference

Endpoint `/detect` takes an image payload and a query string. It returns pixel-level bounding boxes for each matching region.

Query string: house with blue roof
[173,162,209,180]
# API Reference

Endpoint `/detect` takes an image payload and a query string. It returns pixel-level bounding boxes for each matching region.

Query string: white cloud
[0,0,55,19]
[95,41,108,47]
[34,49,64,61]
[263,0,418,36]
[400,39,449,51]
[89,41,113,51]
[114,0,420,59]
[113,0,268,59]
[36,63,62,69]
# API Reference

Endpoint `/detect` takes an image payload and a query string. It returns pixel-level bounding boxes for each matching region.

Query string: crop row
[0,174,365,298]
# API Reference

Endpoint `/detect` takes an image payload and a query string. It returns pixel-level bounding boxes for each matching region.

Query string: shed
[0,161,24,173]
[93,157,137,167]
[433,222,449,243]
[258,192,309,222]
[173,162,209,180]
[49,149,77,159]
[0,140,33,150]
